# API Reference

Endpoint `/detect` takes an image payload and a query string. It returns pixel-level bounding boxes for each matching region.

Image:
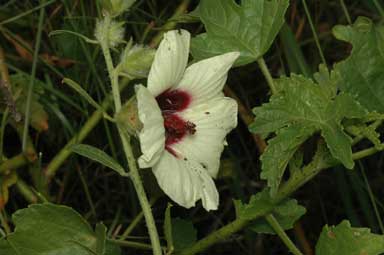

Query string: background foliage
[1,0,384,254]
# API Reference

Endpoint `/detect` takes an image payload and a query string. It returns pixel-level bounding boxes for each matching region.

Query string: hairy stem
[99,20,162,255]
[119,197,158,240]
[257,58,277,95]
[100,15,121,112]
[108,239,160,250]
[117,132,162,255]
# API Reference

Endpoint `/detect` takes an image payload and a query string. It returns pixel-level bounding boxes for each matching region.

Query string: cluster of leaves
[188,0,384,252]
[245,12,384,255]
[250,17,384,195]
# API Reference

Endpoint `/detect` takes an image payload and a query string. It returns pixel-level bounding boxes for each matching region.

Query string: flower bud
[95,18,125,48]
[115,97,142,137]
[118,43,156,79]
[99,0,135,17]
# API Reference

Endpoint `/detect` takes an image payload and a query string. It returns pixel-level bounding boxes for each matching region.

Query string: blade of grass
[279,23,312,77]
[77,167,97,219]
[0,0,56,25]
[372,0,384,17]
[22,0,46,151]
[358,161,384,233]
[339,0,352,24]
[334,167,361,226]
[301,0,327,66]
[346,168,377,232]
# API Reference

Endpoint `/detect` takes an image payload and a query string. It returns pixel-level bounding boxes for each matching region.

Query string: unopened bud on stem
[115,97,142,137]
[117,43,156,79]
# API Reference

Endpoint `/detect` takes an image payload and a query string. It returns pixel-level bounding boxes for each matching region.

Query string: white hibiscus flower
[136,29,239,211]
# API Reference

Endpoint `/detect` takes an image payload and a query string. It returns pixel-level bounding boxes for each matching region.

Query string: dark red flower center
[156,89,195,155]
[156,89,191,112]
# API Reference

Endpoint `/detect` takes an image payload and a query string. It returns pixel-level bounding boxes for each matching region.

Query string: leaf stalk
[265,214,304,255]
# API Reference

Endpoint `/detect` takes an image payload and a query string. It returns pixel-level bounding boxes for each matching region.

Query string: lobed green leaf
[250,74,368,193]
[191,0,289,66]
[235,190,306,234]
[0,203,120,255]
[249,199,306,234]
[316,220,384,255]
[333,17,384,113]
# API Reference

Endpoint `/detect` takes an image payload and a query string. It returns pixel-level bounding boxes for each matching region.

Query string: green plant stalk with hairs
[98,13,162,255]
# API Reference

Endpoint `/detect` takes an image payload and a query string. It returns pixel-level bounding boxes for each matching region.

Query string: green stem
[100,15,121,112]
[351,120,383,146]
[0,154,28,174]
[257,58,277,95]
[22,0,45,151]
[119,197,158,240]
[301,0,327,66]
[0,108,9,158]
[117,133,162,255]
[0,210,10,235]
[179,218,250,255]
[15,179,38,203]
[265,214,303,255]
[108,239,158,250]
[352,146,381,161]
[100,22,162,255]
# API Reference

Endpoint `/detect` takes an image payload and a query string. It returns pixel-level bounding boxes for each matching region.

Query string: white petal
[176,52,239,106]
[171,97,238,178]
[152,151,219,211]
[136,85,165,168]
[199,172,219,211]
[147,30,190,96]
